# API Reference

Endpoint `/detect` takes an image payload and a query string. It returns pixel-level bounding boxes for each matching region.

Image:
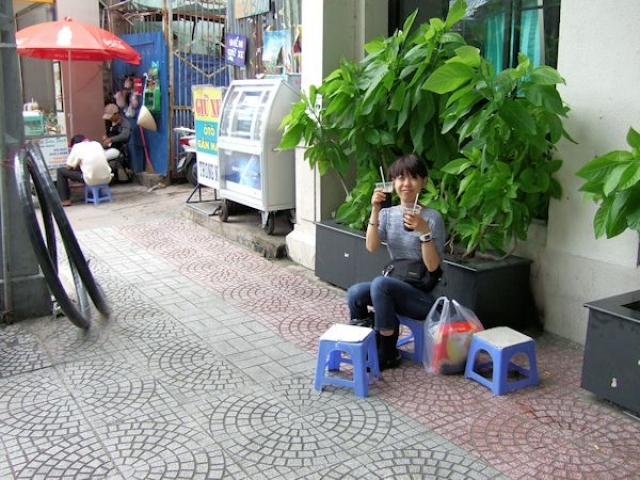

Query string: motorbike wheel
[264,212,275,235]
[185,155,198,186]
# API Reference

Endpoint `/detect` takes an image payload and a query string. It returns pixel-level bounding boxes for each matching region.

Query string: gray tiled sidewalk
[1,202,640,478]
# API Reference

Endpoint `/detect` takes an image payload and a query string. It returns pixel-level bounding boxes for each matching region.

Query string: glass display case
[217,79,300,234]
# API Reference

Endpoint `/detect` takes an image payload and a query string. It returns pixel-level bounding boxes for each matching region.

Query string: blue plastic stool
[84,184,112,205]
[314,324,380,398]
[464,326,539,395]
[396,315,424,363]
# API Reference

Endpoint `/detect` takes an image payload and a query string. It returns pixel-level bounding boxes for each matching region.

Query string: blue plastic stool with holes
[314,324,380,398]
[84,184,112,205]
[396,315,424,363]
[464,326,539,395]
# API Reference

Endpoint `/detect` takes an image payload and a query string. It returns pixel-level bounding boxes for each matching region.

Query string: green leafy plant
[278,2,468,228]
[422,51,571,257]
[576,127,640,239]
[278,0,571,258]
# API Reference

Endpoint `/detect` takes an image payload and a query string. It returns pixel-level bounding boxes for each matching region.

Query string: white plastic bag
[423,296,484,375]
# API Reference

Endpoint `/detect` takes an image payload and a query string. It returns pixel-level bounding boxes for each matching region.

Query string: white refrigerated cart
[217,78,300,234]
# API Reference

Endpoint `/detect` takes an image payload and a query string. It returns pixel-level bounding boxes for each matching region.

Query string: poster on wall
[34,135,69,178]
[226,34,247,67]
[262,29,292,74]
[235,0,270,19]
[192,85,224,190]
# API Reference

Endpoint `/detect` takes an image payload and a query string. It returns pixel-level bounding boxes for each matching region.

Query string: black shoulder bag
[382,258,442,292]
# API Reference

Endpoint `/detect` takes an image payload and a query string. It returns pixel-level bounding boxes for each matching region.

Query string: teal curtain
[484,12,505,71]
[471,0,548,70]
[520,1,542,66]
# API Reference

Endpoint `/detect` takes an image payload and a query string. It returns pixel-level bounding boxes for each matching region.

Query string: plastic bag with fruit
[423,296,483,375]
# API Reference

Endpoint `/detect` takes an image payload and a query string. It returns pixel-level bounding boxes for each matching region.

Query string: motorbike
[173,126,197,185]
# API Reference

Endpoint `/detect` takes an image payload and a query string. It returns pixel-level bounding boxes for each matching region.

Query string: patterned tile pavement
[1,206,639,478]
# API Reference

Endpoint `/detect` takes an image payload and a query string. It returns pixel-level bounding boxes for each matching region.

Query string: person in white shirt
[56,134,113,206]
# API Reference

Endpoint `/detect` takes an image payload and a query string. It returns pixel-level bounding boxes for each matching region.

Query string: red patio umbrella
[16,17,140,63]
[16,17,141,132]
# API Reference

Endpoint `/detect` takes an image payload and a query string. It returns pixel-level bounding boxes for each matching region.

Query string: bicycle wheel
[25,142,112,318]
[14,150,90,329]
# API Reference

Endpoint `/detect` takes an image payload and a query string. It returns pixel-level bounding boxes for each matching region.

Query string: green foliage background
[278,0,571,257]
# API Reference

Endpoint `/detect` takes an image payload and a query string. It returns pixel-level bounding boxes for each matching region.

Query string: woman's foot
[379,351,402,370]
[349,316,373,328]
[349,311,374,328]
[377,331,401,370]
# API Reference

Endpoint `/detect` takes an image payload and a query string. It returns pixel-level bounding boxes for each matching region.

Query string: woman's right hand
[371,187,385,209]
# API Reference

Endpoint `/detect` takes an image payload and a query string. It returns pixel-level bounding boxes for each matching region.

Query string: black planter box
[315,220,538,331]
[582,291,640,415]
[315,220,389,290]
[442,255,539,332]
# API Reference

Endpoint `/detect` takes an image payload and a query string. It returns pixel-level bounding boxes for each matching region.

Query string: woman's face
[393,173,427,205]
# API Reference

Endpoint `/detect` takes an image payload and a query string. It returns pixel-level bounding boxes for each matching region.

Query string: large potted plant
[576,126,640,415]
[279,0,571,330]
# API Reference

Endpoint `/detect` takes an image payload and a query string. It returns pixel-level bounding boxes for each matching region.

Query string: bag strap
[426,296,450,322]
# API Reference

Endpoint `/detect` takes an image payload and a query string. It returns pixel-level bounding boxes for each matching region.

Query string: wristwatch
[419,232,432,243]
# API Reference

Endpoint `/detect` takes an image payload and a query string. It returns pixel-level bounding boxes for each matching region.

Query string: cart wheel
[264,212,275,235]
[287,208,296,228]
[220,200,229,222]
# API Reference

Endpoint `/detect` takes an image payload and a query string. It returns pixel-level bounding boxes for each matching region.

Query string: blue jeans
[346,276,436,331]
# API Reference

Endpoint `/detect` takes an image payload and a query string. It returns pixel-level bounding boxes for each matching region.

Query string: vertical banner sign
[192,85,223,190]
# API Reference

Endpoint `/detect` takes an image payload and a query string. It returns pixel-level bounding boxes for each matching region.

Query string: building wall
[55,0,104,141]
[540,0,640,343]
[286,0,388,270]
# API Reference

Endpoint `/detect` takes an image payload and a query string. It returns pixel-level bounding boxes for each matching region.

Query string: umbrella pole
[67,51,74,134]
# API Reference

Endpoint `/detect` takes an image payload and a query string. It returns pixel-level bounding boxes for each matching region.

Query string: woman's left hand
[415,215,431,235]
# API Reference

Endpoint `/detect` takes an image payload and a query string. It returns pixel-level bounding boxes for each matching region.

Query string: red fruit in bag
[432,321,482,372]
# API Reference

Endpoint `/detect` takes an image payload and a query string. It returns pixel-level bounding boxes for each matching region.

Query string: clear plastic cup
[375,181,393,208]
[402,205,422,231]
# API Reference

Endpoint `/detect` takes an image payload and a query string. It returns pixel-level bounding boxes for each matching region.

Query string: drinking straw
[413,193,419,211]
[380,166,386,184]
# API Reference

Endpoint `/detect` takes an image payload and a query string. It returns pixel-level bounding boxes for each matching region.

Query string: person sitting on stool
[56,134,113,207]
[101,103,131,160]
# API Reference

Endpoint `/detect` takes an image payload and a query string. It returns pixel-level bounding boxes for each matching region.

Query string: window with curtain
[451,0,561,70]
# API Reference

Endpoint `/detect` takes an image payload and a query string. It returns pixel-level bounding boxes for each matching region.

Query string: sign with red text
[192,85,224,190]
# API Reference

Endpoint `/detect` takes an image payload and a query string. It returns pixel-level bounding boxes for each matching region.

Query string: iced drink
[402,205,422,231]
[376,181,393,208]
